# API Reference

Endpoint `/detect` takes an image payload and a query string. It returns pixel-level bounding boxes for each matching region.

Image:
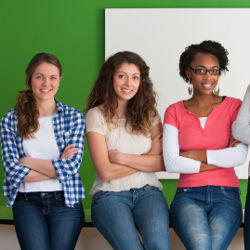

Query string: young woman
[232,83,250,249]
[0,53,85,250]
[85,51,170,250]
[163,41,248,249]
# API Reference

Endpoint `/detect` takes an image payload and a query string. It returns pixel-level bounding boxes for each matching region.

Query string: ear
[185,67,192,80]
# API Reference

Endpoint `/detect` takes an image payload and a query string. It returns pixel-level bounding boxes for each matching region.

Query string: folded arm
[108,123,165,172]
[232,84,250,145]
[87,132,137,181]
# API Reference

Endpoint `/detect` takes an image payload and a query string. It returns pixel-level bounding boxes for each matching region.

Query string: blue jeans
[92,185,170,250]
[170,186,242,250]
[13,191,84,250]
[244,177,250,249]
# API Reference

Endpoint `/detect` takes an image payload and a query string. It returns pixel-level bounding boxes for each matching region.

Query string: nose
[203,71,213,79]
[42,77,50,86]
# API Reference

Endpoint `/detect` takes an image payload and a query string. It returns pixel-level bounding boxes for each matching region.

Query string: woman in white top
[85,51,170,250]
[0,53,85,250]
[232,83,250,249]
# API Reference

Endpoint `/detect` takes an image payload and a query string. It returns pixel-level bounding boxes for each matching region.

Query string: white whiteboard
[105,8,250,179]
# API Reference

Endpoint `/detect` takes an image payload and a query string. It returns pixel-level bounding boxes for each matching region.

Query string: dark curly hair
[179,40,229,82]
[86,51,158,136]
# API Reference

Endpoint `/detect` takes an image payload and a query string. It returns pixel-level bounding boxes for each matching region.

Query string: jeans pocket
[93,191,111,203]
[221,187,241,203]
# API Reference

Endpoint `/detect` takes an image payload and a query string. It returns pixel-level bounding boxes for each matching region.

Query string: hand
[61,144,78,159]
[180,150,207,162]
[108,150,122,164]
[148,134,162,155]
[228,137,240,147]
[19,157,33,166]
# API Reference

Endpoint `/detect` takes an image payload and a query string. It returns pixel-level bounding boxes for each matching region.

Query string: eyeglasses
[189,67,221,76]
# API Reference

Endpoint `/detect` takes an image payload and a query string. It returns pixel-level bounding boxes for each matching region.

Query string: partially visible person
[163,40,248,250]
[233,83,250,249]
[0,53,85,250]
[85,51,170,250]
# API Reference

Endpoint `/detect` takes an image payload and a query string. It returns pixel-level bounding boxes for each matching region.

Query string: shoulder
[56,100,84,120]
[85,106,105,121]
[85,107,107,134]
[224,96,242,111]
[1,108,16,126]
[164,100,183,118]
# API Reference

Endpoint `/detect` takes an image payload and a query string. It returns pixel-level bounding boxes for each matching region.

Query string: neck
[36,99,57,116]
[116,99,127,118]
[191,92,219,106]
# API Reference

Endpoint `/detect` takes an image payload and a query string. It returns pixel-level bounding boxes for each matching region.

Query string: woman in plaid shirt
[0,53,85,250]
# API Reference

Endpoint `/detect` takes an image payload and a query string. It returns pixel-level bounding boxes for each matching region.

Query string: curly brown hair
[16,52,62,139]
[86,51,158,136]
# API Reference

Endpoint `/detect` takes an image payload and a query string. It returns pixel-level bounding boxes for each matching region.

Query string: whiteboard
[105,8,250,179]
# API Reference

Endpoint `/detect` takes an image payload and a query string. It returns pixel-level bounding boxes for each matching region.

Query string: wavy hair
[179,40,229,83]
[86,51,158,135]
[16,52,62,139]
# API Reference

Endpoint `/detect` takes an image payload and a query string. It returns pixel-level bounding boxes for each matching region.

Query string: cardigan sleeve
[232,84,250,145]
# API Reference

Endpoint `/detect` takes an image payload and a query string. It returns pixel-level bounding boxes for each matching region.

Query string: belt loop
[24,193,28,201]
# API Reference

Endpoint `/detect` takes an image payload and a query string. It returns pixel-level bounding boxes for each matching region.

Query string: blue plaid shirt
[0,99,85,207]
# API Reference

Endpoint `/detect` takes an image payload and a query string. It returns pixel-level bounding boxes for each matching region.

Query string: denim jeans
[92,185,170,250]
[13,191,84,250]
[170,186,242,250]
[244,177,250,249]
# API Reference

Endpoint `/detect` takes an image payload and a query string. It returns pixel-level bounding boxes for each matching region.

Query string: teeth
[41,89,51,93]
[203,84,212,89]
[122,88,132,93]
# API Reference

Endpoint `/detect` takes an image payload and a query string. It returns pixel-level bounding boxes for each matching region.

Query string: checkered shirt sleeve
[0,110,30,190]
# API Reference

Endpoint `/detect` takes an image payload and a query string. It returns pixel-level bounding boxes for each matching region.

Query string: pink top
[164,97,242,188]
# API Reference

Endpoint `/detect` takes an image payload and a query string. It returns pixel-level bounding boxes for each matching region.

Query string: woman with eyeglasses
[232,83,250,249]
[163,40,248,249]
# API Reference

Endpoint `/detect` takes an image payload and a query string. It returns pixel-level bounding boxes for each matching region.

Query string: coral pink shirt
[164,97,242,188]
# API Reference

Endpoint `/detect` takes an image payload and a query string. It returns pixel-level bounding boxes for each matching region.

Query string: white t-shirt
[85,107,162,196]
[19,114,63,192]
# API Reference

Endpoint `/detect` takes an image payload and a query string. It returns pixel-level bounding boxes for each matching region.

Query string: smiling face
[30,62,61,103]
[186,52,220,96]
[113,62,141,104]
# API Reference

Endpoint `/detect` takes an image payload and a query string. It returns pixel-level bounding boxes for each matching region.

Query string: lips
[40,89,52,93]
[202,83,213,89]
[121,88,133,94]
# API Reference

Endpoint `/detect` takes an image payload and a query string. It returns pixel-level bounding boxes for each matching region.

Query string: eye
[35,75,43,79]
[51,76,58,80]
[133,75,140,80]
[211,69,220,75]
[195,68,206,74]
[117,74,126,79]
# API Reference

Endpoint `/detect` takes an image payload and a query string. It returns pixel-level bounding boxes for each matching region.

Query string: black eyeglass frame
[189,67,221,76]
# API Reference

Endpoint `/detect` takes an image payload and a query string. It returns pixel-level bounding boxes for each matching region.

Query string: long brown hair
[86,51,158,135]
[16,53,62,139]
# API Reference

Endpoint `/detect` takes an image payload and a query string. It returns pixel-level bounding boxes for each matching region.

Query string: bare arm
[87,132,137,181]
[19,144,79,178]
[108,123,165,172]
[23,170,52,182]
[180,137,248,168]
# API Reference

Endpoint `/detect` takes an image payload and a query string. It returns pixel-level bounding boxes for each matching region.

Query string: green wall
[0,0,249,222]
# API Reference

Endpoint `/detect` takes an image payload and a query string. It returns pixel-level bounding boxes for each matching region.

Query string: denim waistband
[17,191,64,199]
